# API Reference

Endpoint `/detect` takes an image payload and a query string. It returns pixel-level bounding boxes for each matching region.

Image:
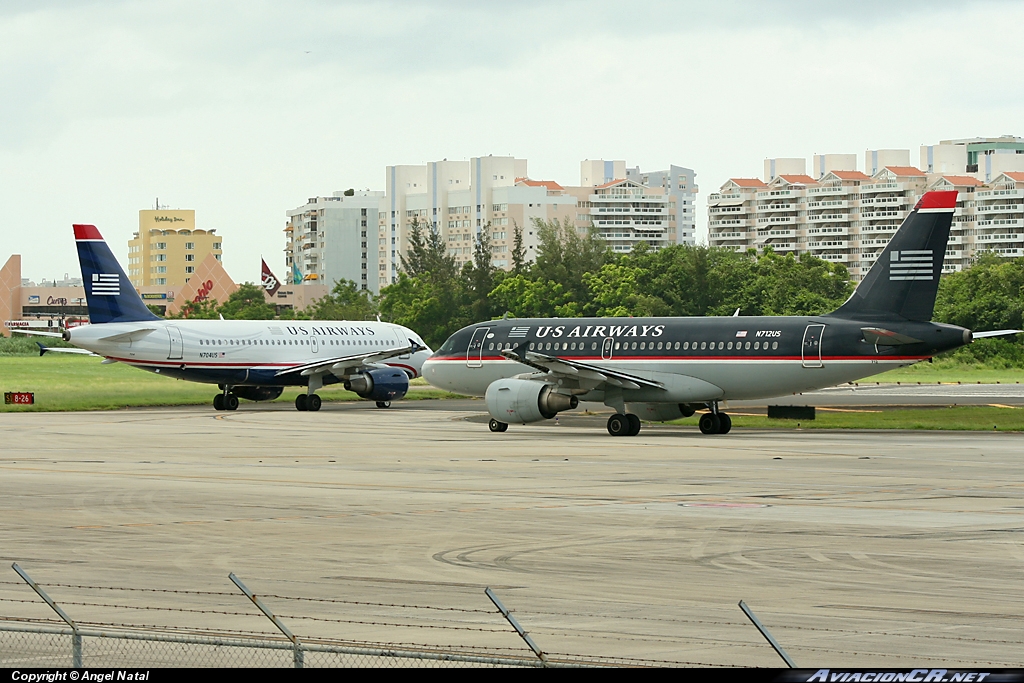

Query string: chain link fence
[0,624,570,668]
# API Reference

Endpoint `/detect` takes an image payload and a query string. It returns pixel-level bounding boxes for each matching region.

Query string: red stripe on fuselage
[429,354,930,362]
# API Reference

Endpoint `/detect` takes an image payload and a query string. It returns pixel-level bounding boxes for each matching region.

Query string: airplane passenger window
[700,342,706,350]
[545,343,552,350]
[718,342,724,350]
[657,342,663,350]
[639,342,645,350]
[745,341,751,350]
[754,341,760,350]
[591,342,597,350]
[728,342,733,350]
[529,343,535,350]
[683,342,688,350]
[631,342,637,350]
[488,343,494,350]
[615,342,620,350]
[772,341,779,350]
[674,342,680,350]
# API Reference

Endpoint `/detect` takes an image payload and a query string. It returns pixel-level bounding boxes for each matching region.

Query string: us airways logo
[90,273,120,296]
[889,250,934,281]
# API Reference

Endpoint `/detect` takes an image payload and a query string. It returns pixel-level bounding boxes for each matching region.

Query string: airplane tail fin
[828,191,957,322]
[74,224,160,324]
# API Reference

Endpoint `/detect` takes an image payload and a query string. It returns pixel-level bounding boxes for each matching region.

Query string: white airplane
[18,224,432,411]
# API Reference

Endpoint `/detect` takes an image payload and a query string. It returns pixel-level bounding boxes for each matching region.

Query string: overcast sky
[2,0,1021,283]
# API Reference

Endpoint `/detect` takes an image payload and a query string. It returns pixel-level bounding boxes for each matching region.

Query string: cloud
[1,0,1021,281]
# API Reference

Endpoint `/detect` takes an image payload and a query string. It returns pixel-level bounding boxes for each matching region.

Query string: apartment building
[285,190,383,291]
[974,172,1024,259]
[127,210,222,289]
[367,156,698,292]
[707,178,765,252]
[709,148,1024,279]
[626,164,698,245]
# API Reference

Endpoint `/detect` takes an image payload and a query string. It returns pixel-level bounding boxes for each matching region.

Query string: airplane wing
[500,349,664,391]
[36,342,99,357]
[274,341,425,378]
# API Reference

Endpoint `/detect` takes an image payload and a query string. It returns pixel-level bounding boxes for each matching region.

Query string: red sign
[193,279,215,303]
[4,392,34,405]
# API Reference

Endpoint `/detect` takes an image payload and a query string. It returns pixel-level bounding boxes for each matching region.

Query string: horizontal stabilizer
[13,329,64,338]
[861,327,923,346]
[972,329,1023,339]
[36,342,98,357]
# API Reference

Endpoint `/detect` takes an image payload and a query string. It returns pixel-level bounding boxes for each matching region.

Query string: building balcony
[808,227,851,237]
[709,218,753,228]
[807,240,849,249]
[763,242,797,252]
[756,215,796,225]
[711,231,750,240]
[594,220,666,228]
[860,210,905,219]
[806,200,850,209]
[976,233,1024,243]
[756,203,801,213]
[861,196,907,206]
[976,204,1023,214]
[808,213,851,223]
[709,206,744,214]
[977,189,1024,199]
[759,228,797,238]
[977,219,1023,227]
[817,253,850,262]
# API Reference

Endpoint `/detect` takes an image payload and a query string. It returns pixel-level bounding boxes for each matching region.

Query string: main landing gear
[376,401,391,409]
[213,387,238,411]
[698,404,732,435]
[607,413,641,437]
[295,394,322,412]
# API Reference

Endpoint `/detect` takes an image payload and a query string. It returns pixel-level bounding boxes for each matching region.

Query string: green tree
[168,298,220,319]
[307,279,378,320]
[934,253,1024,331]
[217,283,277,319]
[510,221,527,275]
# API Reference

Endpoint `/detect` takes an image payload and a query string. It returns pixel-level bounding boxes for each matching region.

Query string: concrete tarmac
[1,402,1023,666]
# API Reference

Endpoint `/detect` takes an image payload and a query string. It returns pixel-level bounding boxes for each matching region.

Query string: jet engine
[232,386,284,402]
[485,378,578,424]
[344,368,409,402]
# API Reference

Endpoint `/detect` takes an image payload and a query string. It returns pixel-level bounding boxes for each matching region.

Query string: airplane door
[802,324,825,368]
[167,327,183,360]
[601,337,614,360]
[467,327,489,368]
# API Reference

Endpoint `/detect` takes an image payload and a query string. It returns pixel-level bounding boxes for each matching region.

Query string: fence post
[738,600,795,668]
[11,563,81,668]
[229,573,303,668]
[484,587,548,666]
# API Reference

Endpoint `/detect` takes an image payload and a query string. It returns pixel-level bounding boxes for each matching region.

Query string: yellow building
[127,209,222,289]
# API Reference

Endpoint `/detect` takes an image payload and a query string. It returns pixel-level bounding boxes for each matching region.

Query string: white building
[626,164,698,245]
[285,190,383,291]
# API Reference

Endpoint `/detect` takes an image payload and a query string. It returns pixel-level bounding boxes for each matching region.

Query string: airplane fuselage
[69,319,430,387]
[423,315,970,403]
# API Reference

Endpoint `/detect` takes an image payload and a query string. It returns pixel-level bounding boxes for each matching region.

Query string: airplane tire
[627,413,641,436]
[698,413,721,435]
[489,419,508,433]
[307,394,322,412]
[295,394,308,411]
[717,413,732,434]
[376,401,391,409]
[607,413,630,436]
[224,394,239,411]
[213,394,224,411]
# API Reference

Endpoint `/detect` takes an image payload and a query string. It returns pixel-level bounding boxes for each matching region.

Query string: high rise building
[285,190,383,291]
[708,141,1024,280]
[127,209,222,289]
